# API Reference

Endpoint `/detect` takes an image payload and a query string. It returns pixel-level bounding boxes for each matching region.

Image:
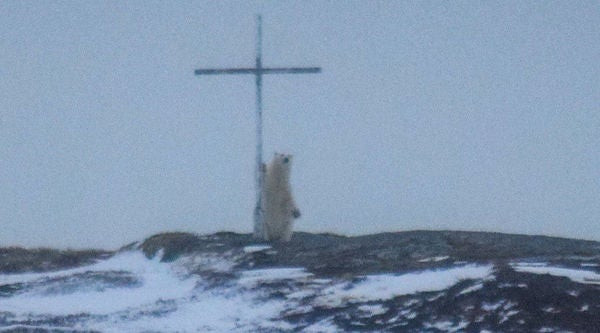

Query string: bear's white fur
[262,153,300,242]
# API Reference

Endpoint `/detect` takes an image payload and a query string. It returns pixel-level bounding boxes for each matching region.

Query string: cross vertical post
[194,15,321,240]
[254,15,264,239]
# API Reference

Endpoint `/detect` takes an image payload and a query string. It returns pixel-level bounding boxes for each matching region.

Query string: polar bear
[262,153,301,242]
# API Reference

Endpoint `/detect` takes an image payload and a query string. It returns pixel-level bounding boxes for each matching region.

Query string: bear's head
[272,152,293,174]
[273,152,293,163]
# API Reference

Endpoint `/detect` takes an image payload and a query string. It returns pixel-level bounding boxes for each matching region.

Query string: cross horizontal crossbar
[195,67,321,75]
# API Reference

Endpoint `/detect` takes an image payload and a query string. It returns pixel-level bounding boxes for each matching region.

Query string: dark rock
[0,247,112,274]
[138,230,600,277]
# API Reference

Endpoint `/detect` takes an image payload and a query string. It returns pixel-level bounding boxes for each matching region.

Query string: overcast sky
[1,1,599,249]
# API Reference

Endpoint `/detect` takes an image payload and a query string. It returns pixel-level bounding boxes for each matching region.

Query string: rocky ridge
[1,230,600,332]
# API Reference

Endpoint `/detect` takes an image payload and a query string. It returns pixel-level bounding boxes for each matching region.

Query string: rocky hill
[2,230,600,332]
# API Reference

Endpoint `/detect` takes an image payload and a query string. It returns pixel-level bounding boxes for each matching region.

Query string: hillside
[1,230,600,331]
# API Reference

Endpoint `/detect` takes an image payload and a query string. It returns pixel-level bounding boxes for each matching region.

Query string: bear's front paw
[292,209,301,219]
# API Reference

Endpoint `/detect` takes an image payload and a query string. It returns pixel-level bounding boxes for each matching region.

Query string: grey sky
[1,1,599,249]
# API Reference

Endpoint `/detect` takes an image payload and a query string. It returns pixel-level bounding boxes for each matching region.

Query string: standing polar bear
[262,153,301,242]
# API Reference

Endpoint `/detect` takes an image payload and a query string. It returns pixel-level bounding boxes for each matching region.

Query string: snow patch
[425,320,469,332]
[303,318,339,333]
[500,310,519,323]
[400,309,417,319]
[418,256,450,263]
[99,290,292,333]
[176,252,236,273]
[0,251,195,316]
[243,245,272,253]
[512,263,600,285]
[403,299,419,307]
[286,289,317,300]
[238,268,313,287]
[482,300,504,312]
[316,264,493,307]
[357,304,387,316]
[458,282,483,295]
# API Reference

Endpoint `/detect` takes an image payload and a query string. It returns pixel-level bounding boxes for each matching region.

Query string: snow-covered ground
[0,248,496,332]
[3,230,600,332]
[0,250,293,332]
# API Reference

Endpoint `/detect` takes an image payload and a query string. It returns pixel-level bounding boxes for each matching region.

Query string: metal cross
[194,15,321,239]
